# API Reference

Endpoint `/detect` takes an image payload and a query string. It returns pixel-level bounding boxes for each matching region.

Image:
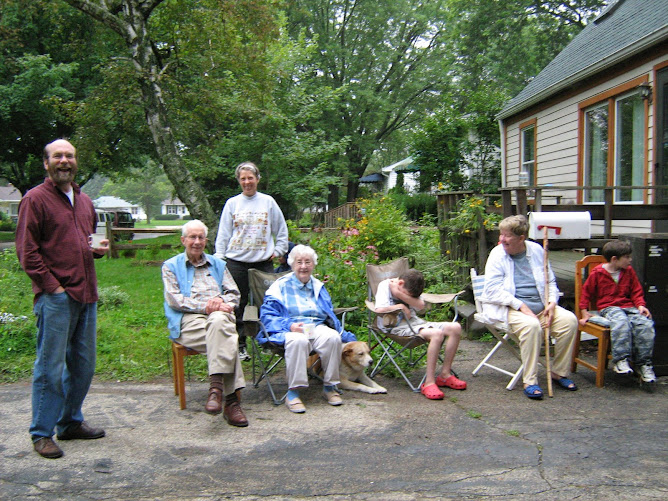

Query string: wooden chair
[571,255,611,387]
[171,341,204,410]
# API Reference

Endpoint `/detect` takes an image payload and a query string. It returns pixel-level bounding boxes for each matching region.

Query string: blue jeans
[30,292,97,441]
[601,306,655,365]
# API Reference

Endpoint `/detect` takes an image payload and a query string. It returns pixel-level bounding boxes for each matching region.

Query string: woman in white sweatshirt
[214,161,289,360]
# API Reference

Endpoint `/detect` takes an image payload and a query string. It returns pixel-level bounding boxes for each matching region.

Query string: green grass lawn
[0,248,208,383]
[134,220,185,229]
[0,231,15,242]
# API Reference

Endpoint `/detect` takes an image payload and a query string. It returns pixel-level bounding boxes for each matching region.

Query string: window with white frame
[583,90,646,203]
[520,124,536,186]
[167,205,177,215]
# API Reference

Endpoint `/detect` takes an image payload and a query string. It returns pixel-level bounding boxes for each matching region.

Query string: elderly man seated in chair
[162,219,248,426]
[480,215,578,400]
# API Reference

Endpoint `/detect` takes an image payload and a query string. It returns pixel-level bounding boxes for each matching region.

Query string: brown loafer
[33,437,63,459]
[57,421,105,440]
[205,388,223,414]
[223,401,249,427]
[323,389,343,406]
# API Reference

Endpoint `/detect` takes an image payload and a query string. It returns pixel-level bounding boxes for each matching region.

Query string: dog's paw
[370,387,387,394]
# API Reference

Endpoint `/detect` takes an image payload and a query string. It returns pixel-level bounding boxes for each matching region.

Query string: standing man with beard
[16,139,109,459]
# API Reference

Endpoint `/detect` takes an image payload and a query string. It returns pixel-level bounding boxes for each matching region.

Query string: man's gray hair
[181,219,208,237]
[287,244,318,267]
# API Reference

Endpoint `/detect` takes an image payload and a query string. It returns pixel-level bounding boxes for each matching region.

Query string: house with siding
[0,185,21,221]
[94,195,146,221]
[497,0,668,235]
[161,197,190,218]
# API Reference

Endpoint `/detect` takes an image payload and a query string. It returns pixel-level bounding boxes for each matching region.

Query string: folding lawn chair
[243,269,290,405]
[366,257,463,392]
[244,268,356,405]
[470,268,524,390]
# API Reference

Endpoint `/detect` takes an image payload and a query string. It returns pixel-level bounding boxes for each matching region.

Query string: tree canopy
[0,0,608,221]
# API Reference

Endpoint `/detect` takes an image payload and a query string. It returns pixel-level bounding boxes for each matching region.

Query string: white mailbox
[528,212,591,240]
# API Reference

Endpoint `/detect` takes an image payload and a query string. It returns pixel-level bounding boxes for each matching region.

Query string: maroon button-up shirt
[16,178,100,304]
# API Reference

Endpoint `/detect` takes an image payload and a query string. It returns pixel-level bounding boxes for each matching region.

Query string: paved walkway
[0,338,666,500]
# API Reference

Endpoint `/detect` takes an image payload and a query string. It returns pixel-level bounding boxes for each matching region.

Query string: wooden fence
[106,227,181,258]
[323,202,360,228]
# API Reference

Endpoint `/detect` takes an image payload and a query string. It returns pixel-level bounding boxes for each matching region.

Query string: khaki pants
[177,311,245,396]
[507,305,578,386]
[284,324,342,389]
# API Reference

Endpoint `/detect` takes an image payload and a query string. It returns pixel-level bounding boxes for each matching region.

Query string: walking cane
[531,211,591,398]
[540,224,554,398]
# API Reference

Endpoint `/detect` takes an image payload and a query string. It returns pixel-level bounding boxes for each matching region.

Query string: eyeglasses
[185,235,207,241]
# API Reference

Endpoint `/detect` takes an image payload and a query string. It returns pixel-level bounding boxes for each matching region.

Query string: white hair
[287,244,318,267]
[181,219,208,237]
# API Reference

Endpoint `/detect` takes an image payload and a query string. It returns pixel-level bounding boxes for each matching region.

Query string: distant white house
[359,157,420,194]
[94,195,146,221]
[161,197,190,218]
[0,185,21,221]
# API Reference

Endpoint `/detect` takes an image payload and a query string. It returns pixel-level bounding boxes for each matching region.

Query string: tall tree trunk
[62,0,218,233]
[327,184,340,210]
[346,178,358,202]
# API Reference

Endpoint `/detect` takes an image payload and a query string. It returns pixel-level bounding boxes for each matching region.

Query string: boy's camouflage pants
[601,306,655,365]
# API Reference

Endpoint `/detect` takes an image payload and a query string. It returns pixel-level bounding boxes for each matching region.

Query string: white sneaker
[638,364,656,383]
[238,347,251,362]
[613,359,633,375]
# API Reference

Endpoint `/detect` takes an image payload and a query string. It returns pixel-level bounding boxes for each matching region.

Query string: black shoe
[57,421,106,440]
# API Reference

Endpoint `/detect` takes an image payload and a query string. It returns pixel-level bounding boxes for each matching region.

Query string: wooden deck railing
[323,202,360,228]
[500,185,668,244]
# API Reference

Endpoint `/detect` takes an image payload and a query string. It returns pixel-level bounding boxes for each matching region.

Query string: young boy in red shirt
[579,240,656,382]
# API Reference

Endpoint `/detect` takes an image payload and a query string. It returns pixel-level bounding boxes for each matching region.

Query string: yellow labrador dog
[338,341,387,394]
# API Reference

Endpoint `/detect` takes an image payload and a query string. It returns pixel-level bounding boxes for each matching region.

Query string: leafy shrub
[389,193,437,221]
[154,214,180,220]
[0,212,16,231]
[407,214,469,294]
[442,195,501,234]
[98,286,130,309]
[351,195,411,261]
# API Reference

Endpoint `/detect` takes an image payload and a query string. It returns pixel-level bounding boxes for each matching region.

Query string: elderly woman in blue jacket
[260,244,356,413]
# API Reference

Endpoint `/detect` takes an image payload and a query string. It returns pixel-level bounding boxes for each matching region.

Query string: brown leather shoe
[223,400,249,427]
[33,437,63,459]
[57,421,105,440]
[205,388,223,414]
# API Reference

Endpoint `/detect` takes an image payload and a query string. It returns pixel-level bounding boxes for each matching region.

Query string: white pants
[177,311,246,395]
[284,324,342,389]
[507,305,578,386]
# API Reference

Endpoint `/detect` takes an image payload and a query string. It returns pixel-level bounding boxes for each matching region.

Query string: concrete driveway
[0,338,666,500]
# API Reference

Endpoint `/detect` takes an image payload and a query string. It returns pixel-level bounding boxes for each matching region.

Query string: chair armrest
[421,291,463,305]
[334,307,358,314]
[242,305,259,322]
[364,300,403,314]
[420,291,464,321]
